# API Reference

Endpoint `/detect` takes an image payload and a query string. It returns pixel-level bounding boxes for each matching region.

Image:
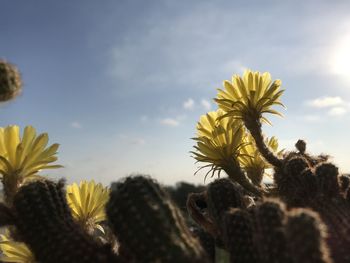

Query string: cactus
[251,200,289,263]
[222,200,331,263]
[186,178,246,240]
[206,178,245,229]
[1,179,119,263]
[286,209,331,263]
[0,59,22,102]
[106,175,208,263]
[315,163,340,198]
[187,176,332,263]
[223,208,258,263]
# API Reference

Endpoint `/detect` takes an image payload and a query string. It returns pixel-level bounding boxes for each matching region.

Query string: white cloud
[305,96,349,119]
[327,106,347,116]
[160,118,180,127]
[201,99,212,110]
[307,96,344,108]
[70,121,82,129]
[183,98,195,110]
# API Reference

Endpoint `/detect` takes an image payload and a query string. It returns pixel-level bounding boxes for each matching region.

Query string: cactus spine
[106,175,208,263]
[0,59,22,102]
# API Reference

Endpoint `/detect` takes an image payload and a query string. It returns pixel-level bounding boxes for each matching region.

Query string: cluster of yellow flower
[0,126,109,262]
[192,70,285,194]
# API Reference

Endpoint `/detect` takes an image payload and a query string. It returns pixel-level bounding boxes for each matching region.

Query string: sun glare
[331,35,350,78]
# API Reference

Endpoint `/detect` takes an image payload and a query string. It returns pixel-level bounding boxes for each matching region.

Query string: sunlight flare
[330,35,350,79]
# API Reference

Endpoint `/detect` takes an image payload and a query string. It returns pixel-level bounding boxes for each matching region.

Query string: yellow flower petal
[4,126,20,165]
[192,109,250,177]
[0,125,62,198]
[0,234,35,263]
[216,70,284,124]
[66,180,109,228]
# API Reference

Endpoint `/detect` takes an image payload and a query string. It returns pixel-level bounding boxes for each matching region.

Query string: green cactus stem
[243,118,282,168]
[222,162,263,197]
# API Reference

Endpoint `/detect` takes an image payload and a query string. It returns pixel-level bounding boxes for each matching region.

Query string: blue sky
[1,0,350,186]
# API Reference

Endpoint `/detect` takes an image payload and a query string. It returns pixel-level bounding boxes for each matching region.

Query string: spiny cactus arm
[187,179,248,239]
[0,59,22,102]
[295,139,306,154]
[186,192,218,237]
[106,176,209,263]
[314,200,350,263]
[315,163,340,198]
[243,118,282,168]
[275,156,315,205]
[223,208,258,263]
[253,199,289,262]
[206,178,245,228]
[12,179,120,263]
[286,209,332,263]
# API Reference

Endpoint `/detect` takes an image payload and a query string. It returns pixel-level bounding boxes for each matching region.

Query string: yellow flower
[66,180,110,232]
[215,70,285,125]
[0,234,35,263]
[239,135,284,185]
[192,109,249,179]
[0,125,62,202]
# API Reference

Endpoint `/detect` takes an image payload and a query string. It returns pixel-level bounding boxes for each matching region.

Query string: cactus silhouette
[265,141,350,262]
[187,178,332,263]
[286,209,331,263]
[0,59,22,102]
[223,208,258,263]
[0,179,119,263]
[206,178,245,229]
[106,175,208,263]
[223,201,331,263]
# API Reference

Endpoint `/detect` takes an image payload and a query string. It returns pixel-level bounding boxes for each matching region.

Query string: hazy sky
[2,0,350,186]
